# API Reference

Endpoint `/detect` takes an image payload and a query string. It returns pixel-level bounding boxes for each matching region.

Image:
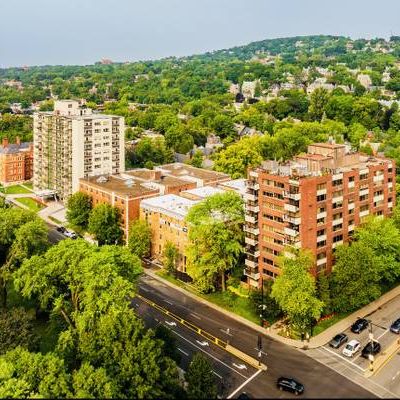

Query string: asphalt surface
[137,274,375,399]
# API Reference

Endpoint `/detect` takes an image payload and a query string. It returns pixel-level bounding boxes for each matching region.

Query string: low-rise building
[79,163,230,237]
[0,137,33,185]
[244,142,396,288]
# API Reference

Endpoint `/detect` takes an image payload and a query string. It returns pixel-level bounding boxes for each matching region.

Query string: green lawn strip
[312,312,351,337]
[16,197,45,212]
[22,182,33,190]
[156,270,261,325]
[4,185,32,194]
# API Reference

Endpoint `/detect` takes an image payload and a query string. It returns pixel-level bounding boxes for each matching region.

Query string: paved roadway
[137,274,375,399]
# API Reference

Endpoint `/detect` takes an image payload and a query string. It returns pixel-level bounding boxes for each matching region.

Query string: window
[333,212,343,220]
[317,229,326,237]
[317,194,326,202]
[348,176,355,183]
[263,257,274,266]
[360,173,368,180]
[317,240,326,248]
[317,183,326,190]
[333,179,343,187]
[317,252,326,260]
[333,224,342,232]
[332,201,343,209]
[333,234,343,243]
[317,206,326,213]
[317,217,325,226]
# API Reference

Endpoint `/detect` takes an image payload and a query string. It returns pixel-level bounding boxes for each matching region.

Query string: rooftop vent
[96,176,108,184]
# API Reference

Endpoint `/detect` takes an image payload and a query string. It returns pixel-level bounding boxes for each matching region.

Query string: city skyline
[1,0,400,68]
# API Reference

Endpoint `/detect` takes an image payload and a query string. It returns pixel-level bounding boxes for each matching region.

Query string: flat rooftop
[0,142,32,155]
[140,194,198,220]
[181,185,225,199]
[219,179,247,196]
[155,163,230,183]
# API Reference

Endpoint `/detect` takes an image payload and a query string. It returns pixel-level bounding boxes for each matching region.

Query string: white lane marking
[253,347,267,356]
[163,299,173,305]
[392,370,400,380]
[232,363,247,370]
[227,369,263,399]
[190,313,201,320]
[376,329,389,340]
[132,303,139,307]
[212,370,223,379]
[220,328,233,336]
[314,348,399,399]
[168,329,248,379]
[165,321,177,327]
[196,340,209,347]
[321,346,366,372]
[178,348,189,356]
[141,286,150,292]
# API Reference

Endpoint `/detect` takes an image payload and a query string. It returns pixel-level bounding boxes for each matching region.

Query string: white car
[342,340,361,357]
[63,230,78,239]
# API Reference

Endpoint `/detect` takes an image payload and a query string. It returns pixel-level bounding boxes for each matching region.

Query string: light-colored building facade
[244,143,396,288]
[0,138,33,185]
[33,100,125,200]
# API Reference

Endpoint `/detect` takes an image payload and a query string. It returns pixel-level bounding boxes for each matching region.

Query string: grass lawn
[16,197,45,212]
[312,312,351,336]
[4,184,32,194]
[157,270,262,325]
[23,182,33,190]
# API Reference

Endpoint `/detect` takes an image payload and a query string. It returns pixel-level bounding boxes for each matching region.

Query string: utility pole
[257,335,262,366]
[259,277,264,327]
[368,319,374,371]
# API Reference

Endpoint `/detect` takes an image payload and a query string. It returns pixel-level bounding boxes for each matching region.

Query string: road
[137,273,375,399]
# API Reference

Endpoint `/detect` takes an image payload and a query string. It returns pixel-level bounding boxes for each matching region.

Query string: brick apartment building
[0,137,33,185]
[244,142,396,288]
[79,163,230,238]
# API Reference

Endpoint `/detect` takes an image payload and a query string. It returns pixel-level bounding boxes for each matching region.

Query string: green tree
[250,279,281,322]
[128,220,151,259]
[213,137,263,179]
[88,203,123,245]
[188,150,203,168]
[163,241,178,275]
[308,88,331,121]
[316,272,332,315]
[154,325,181,364]
[271,248,323,333]
[185,192,244,292]
[186,353,218,400]
[331,242,381,313]
[66,192,93,229]
[0,308,38,354]
[165,125,194,154]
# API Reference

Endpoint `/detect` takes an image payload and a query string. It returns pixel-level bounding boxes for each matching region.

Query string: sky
[1,0,400,68]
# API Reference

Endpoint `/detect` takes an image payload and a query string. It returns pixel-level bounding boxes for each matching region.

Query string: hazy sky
[1,0,399,67]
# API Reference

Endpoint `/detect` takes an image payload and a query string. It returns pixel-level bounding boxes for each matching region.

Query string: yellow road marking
[137,293,267,371]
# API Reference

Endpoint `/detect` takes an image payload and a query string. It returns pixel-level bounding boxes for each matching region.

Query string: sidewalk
[143,266,400,349]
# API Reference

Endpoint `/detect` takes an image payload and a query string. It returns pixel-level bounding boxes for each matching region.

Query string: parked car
[350,318,369,334]
[63,230,78,239]
[329,333,348,349]
[237,393,251,400]
[390,318,400,334]
[277,377,304,395]
[361,341,381,358]
[56,226,66,233]
[342,340,361,357]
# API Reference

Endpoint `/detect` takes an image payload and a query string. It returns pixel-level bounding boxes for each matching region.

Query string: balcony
[244,269,260,281]
[317,211,327,219]
[373,174,384,183]
[348,203,355,211]
[284,203,299,213]
[317,234,327,242]
[332,172,343,181]
[360,209,369,217]
[244,192,257,202]
[249,170,259,178]
[388,202,393,209]
[289,179,299,186]
[332,218,343,226]
[284,215,301,225]
[388,182,393,189]
[348,181,355,189]
[332,195,343,204]
[247,180,260,190]
[359,188,369,196]
[316,257,327,266]
[284,227,299,237]
[317,188,327,196]
[244,225,260,235]
[348,224,355,231]
[245,236,258,246]
[245,246,260,258]
[284,191,301,201]
[245,214,257,224]
[245,258,258,269]
[332,240,343,249]
[373,194,384,202]
[246,204,260,213]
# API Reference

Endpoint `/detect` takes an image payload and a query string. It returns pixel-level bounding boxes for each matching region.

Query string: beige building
[33,100,125,200]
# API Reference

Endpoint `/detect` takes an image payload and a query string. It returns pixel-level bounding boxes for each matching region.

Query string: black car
[277,377,304,395]
[390,318,400,334]
[237,393,251,400]
[361,341,381,358]
[56,226,66,233]
[351,318,369,334]
[329,333,348,349]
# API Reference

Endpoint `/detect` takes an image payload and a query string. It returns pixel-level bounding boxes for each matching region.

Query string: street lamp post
[368,319,374,371]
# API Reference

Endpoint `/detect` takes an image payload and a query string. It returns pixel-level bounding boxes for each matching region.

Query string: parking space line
[227,369,263,399]
[321,346,366,372]
[376,329,389,340]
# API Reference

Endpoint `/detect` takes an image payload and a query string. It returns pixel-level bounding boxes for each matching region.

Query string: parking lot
[307,294,400,398]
